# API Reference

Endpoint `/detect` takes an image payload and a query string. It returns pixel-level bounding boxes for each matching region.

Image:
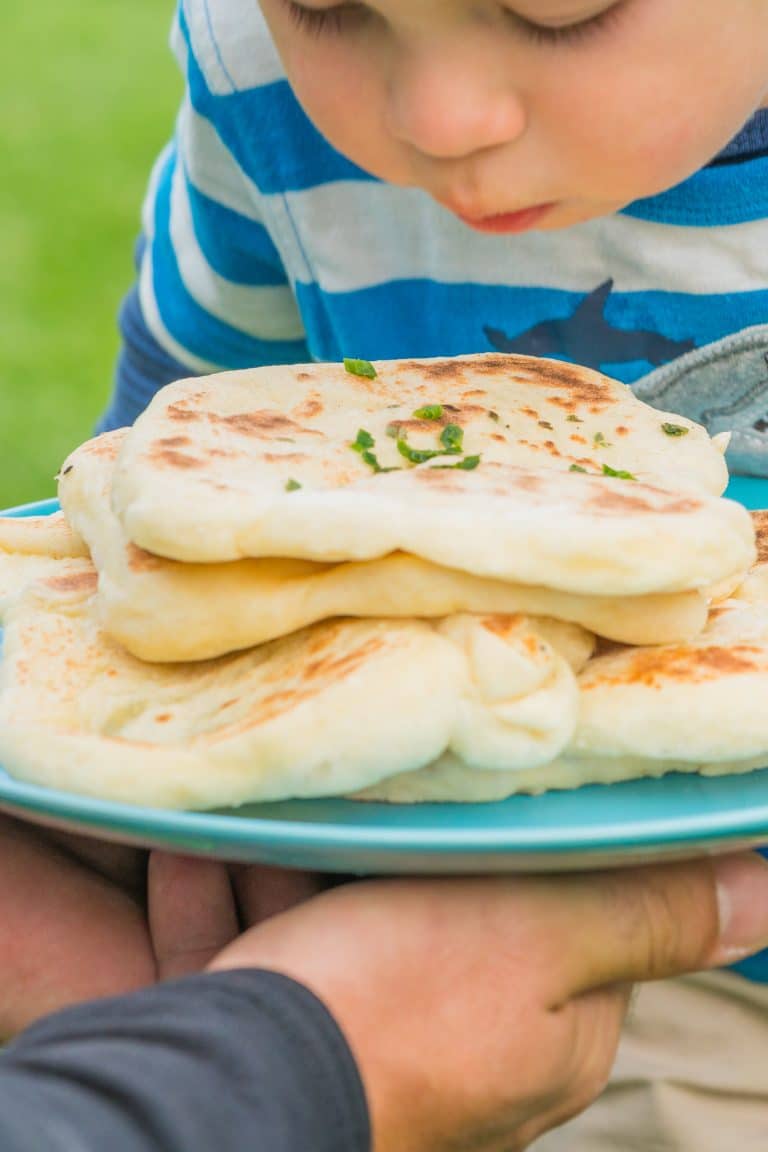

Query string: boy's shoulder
[173,0,285,96]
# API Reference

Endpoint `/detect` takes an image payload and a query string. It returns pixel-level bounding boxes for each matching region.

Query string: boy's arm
[0,970,369,1152]
[100,4,311,430]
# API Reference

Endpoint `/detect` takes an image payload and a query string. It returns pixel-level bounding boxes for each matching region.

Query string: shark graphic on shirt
[484,279,695,371]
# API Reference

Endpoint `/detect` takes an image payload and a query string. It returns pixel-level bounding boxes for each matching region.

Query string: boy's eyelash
[282,0,625,44]
[283,1,363,36]
[512,3,625,46]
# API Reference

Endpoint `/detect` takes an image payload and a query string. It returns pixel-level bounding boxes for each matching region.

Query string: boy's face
[259,0,768,232]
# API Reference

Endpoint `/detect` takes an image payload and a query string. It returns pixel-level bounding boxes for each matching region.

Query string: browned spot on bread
[470,355,520,374]
[127,543,163,573]
[592,644,764,689]
[386,404,486,437]
[504,361,614,408]
[149,446,204,470]
[462,389,487,398]
[44,569,98,595]
[491,433,507,443]
[216,632,388,733]
[520,407,539,420]
[302,635,387,682]
[155,713,172,724]
[615,425,630,436]
[263,452,309,464]
[482,614,523,637]
[397,359,468,382]
[411,470,464,493]
[542,440,561,457]
[750,510,768,563]
[590,487,700,516]
[218,411,304,437]
[157,435,192,449]
[570,434,588,445]
[82,433,122,461]
[297,372,314,382]
[292,391,324,420]
[167,402,201,424]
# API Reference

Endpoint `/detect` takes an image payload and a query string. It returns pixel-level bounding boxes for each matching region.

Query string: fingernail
[713,853,768,963]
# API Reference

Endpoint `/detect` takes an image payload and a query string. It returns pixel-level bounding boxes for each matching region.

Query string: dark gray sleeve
[0,969,370,1152]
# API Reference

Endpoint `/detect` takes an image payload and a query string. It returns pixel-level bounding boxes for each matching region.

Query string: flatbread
[732,510,768,603]
[0,556,592,809]
[60,432,712,659]
[0,512,88,618]
[109,355,752,598]
[362,514,768,802]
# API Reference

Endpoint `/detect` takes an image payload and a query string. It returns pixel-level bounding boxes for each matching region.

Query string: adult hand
[206,854,768,1152]
[0,815,320,1037]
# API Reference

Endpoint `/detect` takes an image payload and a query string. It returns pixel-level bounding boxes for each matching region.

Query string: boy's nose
[384,44,526,161]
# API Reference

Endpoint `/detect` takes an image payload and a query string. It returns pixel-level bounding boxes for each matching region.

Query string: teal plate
[1,482,767,874]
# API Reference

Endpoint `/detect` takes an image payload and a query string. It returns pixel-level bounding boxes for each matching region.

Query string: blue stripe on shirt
[150,149,310,366]
[185,176,290,286]
[294,279,768,381]
[179,7,375,196]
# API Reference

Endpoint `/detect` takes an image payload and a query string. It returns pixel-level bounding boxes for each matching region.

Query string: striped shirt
[103,0,768,981]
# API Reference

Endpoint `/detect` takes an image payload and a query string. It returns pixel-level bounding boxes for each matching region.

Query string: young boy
[99,1,768,1147]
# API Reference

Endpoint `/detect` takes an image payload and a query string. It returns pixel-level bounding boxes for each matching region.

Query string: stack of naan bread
[0,352,766,809]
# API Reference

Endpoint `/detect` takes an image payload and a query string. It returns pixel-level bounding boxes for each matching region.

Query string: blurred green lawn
[0,1,180,507]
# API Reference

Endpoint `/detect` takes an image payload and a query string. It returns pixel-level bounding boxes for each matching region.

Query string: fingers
[535,853,768,1001]
[516,984,632,1150]
[37,826,147,904]
[148,853,240,981]
[0,816,153,1037]
[231,864,326,928]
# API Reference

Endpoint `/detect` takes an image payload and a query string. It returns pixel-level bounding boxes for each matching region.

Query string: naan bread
[733,510,768,603]
[0,556,593,809]
[60,432,712,659]
[362,513,768,802]
[0,512,88,618]
[110,355,750,599]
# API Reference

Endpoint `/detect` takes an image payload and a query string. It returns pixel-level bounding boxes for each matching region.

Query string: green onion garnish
[602,464,637,480]
[285,478,302,492]
[351,428,375,453]
[439,423,464,454]
[661,422,689,437]
[569,464,587,473]
[344,357,377,379]
[413,404,444,420]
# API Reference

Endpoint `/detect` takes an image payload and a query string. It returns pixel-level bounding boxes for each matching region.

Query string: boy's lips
[457,202,555,234]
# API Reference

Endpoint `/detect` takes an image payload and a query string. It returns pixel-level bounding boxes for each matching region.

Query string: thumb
[545,852,768,1000]
[148,852,240,981]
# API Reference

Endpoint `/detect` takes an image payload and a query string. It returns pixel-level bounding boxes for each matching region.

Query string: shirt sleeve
[0,969,370,1152]
[99,2,312,430]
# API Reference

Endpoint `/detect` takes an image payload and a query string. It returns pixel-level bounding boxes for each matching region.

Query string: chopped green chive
[661,422,689,437]
[385,422,400,438]
[538,420,553,430]
[351,428,375,452]
[397,439,445,465]
[433,455,481,471]
[285,478,302,492]
[602,464,637,480]
[413,404,444,420]
[566,414,582,423]
[569,464,588,473]
[439,423,464,454]
[593,431,611,448]
[344,357,377,379]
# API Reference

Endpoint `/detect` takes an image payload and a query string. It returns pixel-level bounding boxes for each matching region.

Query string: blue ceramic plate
[1,484,767,874]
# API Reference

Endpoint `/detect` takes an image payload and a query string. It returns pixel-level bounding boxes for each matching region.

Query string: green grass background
[0,1,180,507]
